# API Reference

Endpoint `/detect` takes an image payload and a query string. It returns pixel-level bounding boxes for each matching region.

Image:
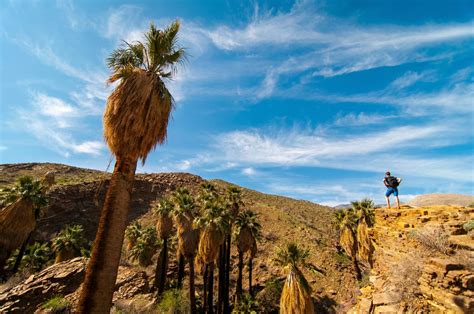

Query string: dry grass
[388,252,423,307]
[410,226,451,255]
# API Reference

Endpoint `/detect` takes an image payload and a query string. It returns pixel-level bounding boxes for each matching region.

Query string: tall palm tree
[52,224,86,263]
[153,197,174,294]
[234,209,262,301]
[218,186,242,313]
[173,187,200,314]
[78,20,186,313]
[0,175,50,276]
[195,188,229,314]
[275,242,315,314]
[334,208,362,280]
[352,199,375,268]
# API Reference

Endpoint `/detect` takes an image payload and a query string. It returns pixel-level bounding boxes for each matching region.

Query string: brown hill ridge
[409,194,474,207]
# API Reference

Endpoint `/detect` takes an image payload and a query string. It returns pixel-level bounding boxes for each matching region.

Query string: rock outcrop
[352,205,474,313]
[0,258,86,313]
[0,257,152,313]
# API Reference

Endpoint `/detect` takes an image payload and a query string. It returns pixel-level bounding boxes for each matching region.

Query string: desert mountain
[0,163,357,313]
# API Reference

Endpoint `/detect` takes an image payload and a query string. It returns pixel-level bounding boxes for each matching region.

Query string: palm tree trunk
[207,262,215,314]
[217,242,225,314]
[236,250,243,302]
[12,232,32,273]
[224,234,231,313]
[188,256,196,314]
[177,253,185,288]
[155,237,168,294]
[352,255,362,280]
[248,257,253,296]
[78,157,137,314]
[203,264,208,312]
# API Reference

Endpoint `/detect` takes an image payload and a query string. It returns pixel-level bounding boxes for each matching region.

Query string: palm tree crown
[351,198,375,227]
[52,225,86,256]
[104,21,186,162]
[235,210,262,241]
[0,176,47,216]
[107,21,186,83]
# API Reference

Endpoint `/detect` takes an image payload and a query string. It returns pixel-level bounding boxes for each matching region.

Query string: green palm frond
[194,198,230,233]
[235,209,262,241]
[21,242,52,271]
[334,208,358,232]
[153,197,174,217]
[352,198,376,227]
[0,176,48,217]
[107,20,186,83]
[172,187,197,217]
[128,226,160,266]
[52,224,86,255]
[199,182,219,204]
[274,242,310,270]
[125,221,143,243]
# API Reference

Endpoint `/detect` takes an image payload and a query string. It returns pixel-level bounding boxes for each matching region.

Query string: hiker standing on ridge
[383,171,402,209]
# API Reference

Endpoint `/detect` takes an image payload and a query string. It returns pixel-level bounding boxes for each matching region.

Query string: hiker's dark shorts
[385,188,398,197]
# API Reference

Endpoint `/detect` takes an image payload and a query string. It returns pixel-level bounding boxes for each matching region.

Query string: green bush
[41,296,71,313]
[157,289,190,314]
[232,293,259,313]
[332,251,351,265]
[463,220,474,232]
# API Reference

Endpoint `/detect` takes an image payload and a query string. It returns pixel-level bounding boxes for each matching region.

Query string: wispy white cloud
[388,70,436,90]
[14,91,105,157]
[0,146,7,151]
[242,167,257,176]
[202,2,473,99]
[72,141,105,155]
[334,113,395,126]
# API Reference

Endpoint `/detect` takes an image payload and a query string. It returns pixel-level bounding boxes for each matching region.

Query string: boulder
[0,258,86,313]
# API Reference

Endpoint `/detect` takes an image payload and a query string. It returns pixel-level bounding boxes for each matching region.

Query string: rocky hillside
[0,163,358,313]
[409,194,474,207]
[351,205,473,313]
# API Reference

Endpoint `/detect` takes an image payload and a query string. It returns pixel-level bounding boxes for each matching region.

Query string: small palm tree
[129,226,159,267]
[153,198,174,294]
[274,243,315,314]
[125,221,143,253]
[78,20,186,313]
[173,187,200,313]
[195,188,230,314]
[21,242,52,272]
[52,224,86,263]
[235,209,262,301]
[352,199,375,268]
[0,175,50,276]
[334,208,362,280]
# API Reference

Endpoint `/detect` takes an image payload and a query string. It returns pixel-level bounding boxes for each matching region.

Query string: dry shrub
[388,251,423,306]
[410,226,451,255]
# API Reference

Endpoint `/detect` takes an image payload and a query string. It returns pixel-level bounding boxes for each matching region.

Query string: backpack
[386,176,399,188]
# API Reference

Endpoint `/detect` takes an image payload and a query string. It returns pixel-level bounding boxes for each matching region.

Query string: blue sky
[0,0,473,206]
